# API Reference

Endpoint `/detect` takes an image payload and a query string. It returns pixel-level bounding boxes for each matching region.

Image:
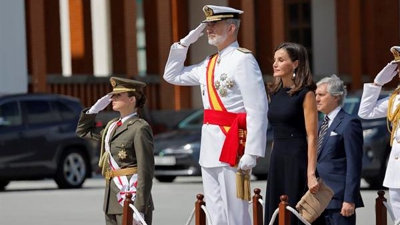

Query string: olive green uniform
[76,110,154,225]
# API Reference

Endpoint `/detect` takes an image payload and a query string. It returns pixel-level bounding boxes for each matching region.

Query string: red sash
[205,55,247,166]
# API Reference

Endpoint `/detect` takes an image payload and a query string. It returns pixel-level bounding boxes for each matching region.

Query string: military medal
[226,78,234,88]
[118,149,127,159]
[214,73,234,97]
[220,73,227,81]
[219,88,227,97]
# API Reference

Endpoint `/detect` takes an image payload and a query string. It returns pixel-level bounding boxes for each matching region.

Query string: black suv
[0,93,99,190]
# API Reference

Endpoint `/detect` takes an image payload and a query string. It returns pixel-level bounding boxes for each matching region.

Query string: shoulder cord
[387,87,400,146]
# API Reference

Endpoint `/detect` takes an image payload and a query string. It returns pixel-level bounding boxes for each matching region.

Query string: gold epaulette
[237,47,252,54]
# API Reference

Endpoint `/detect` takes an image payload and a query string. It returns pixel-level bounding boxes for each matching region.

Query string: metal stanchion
[278,195,290,225]
[122,193,133,225]
[376,190,387,225]
[195,194,206,225]
[253,188,263,225]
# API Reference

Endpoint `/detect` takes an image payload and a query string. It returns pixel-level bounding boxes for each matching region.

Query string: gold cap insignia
[203,6,213,17]
[110,79,117,88]
[391,46,400,63]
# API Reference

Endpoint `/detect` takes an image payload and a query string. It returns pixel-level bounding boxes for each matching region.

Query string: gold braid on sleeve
[387,87,400,146]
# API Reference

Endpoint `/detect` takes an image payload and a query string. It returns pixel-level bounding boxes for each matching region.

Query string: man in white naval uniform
[163,5,268,225]
[358,46,400,225]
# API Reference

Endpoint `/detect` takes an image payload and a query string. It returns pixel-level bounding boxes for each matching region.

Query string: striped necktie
[317,115,330,153]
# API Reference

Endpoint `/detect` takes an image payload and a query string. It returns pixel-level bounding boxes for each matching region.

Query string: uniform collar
[217,41,239,64]
[120,112,137,124]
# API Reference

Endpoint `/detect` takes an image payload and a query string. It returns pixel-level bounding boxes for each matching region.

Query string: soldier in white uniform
[163,5,268,225]
[358,46,400,225]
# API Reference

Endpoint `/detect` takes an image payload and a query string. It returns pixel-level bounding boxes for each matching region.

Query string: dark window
[0,101,22,126]
[285,0,313,69]
[54,101,76,120]
[25,100,62,124]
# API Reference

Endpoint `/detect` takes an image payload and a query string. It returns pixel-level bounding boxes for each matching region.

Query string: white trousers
[201,166,251,225]
[389,188,400,221]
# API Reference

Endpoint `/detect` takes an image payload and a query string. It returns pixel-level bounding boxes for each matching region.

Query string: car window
[0,101,22,127]
[342,97,360,115]
[25,100,62,124]
[178,110,203,129]
[54,101,77,120]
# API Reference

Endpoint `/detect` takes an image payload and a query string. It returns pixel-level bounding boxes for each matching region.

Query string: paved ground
[0,177,394,225]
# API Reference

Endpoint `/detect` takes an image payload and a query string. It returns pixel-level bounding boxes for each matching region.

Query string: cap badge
[203,6,214,17]
[391,46,400,62]
[110,79,117,88]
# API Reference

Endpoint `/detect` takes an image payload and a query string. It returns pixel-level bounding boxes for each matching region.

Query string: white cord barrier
[183,205,213,225]
[267,206,311,225]
[383,201,396,222]
[259,198,265,207]
[184,207,195,225]
[201,205,213,225]
[129,203,148,225]
[268,208,279,225]
[286,205,312,225]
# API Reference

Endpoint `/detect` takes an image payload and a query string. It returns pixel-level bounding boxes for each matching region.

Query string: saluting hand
[373,63,398,86]
[87,94,111,114]
[179,23,206,47]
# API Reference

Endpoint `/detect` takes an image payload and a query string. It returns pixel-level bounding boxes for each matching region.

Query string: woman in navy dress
[265,42,320,225]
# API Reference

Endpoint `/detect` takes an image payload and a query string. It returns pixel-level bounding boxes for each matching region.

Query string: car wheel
[55,149,88,189]
[155,176,176,183]
[0,180,10,191]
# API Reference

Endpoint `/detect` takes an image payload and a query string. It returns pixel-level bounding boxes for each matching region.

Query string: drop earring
[292,71,296,80]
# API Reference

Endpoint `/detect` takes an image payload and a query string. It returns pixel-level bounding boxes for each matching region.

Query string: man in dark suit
[76,77,154,225]
[314,74,364,225]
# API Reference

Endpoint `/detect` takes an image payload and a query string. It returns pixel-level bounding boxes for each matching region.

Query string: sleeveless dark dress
[265,87,311,225]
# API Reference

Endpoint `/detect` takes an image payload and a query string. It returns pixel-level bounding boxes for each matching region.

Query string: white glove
[179,23,206,47]
[87,94,111,114]
[238,154,257,170]
[133,212,145,225]
[373,63,398,86]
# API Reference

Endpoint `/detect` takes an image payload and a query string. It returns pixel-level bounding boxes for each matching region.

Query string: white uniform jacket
[358,83,400,188]
[163,41,268,168]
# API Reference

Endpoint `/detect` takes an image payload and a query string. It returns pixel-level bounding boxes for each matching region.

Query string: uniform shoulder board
[237,47,252,54]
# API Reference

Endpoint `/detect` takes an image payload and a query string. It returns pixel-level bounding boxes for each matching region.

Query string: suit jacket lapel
[318,109,345,158]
